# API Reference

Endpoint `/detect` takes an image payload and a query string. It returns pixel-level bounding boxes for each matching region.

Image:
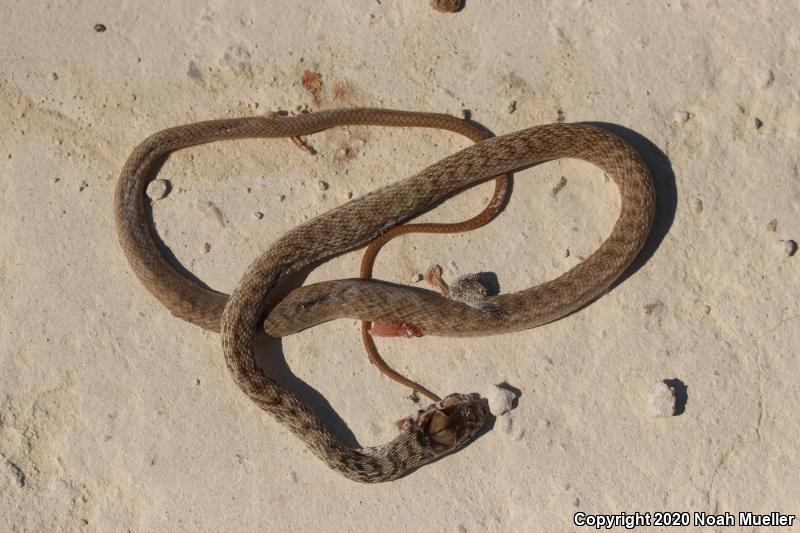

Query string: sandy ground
[1,1,799,531]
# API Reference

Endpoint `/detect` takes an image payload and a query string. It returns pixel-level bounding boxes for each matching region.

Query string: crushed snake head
[396,393,489,458]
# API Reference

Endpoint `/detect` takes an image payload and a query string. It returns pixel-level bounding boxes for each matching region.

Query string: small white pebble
[146,179,170,200]
[766,219,777,232]
[779,239,798,258]
[485,384,517,416]
[673,111,692,123]
[411,273,423,283]
[648,381,676,417]
[252,211,264,220]
[691,198,704,214]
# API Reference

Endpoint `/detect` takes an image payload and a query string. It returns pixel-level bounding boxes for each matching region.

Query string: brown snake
[115,108,655,482]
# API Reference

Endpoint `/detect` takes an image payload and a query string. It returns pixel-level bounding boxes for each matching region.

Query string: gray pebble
[648,381,676,417]
[145,179,170,201]
[673,111,692,123]
[450,273,490,303]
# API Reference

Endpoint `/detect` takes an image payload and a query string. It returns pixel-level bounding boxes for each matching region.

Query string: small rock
[673,111,692,123]
[766,219,777,232]
[145,179,170,201]
[648,381,676,417]
[485,384,517,416]
[780,239,798,258]
[278,194,286,202]
[450,273,491,303]
[318,181,329,191]
[93,23,106,32]
[430,0,461,12]
[691,198,704,214]
[252,211,264,220]
[50,72,58,81]
[346,190,353,199]
[507,100,517,114]
[203,242,211,253]
[754,117,764,130]
[411,273,423,283]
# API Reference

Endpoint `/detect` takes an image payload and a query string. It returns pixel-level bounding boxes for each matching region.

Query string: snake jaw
[398,393,489,458]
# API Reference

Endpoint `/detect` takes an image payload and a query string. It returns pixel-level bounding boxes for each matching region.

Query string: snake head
[397,393,489,457]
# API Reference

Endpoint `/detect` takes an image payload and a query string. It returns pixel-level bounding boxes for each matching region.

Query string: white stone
[673,111,692,123]
[649,382,676,417]
[485,384,517,416]
[145,179,170,200]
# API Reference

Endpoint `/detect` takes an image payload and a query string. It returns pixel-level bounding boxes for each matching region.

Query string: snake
[114,108,655,482]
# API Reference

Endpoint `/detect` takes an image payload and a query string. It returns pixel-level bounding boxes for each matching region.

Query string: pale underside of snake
[115,108,655,482]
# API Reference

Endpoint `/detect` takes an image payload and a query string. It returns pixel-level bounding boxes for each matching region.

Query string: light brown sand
[1,1,798,531]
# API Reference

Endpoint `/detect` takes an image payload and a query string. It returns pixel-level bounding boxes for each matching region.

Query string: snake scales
[114,108,655,482]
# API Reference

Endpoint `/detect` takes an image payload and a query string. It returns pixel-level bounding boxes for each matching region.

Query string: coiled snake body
[115,108,655,482]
